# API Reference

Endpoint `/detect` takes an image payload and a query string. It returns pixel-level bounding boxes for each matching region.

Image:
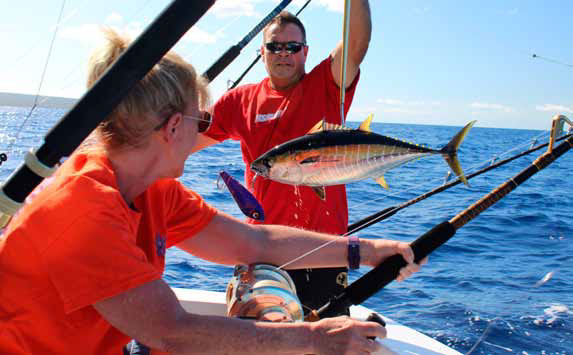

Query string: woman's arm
[177,211,424,278]
[94,278,384,354]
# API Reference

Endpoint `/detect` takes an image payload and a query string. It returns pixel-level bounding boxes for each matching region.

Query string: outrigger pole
[347,132,573,235]
[0,0,215,227]
[202,0,294,83]
[309,118,573,319]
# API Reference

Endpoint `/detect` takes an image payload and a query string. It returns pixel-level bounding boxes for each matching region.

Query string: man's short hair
[263,11,307,43]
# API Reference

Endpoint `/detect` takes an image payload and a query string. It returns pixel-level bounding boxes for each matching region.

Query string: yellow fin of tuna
[308,118,353,134]
[375,176,389,189]
[308,119,325,134]
[311,186,326,200]
[358,114,374,132]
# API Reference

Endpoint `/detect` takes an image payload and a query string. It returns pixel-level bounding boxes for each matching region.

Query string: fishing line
[180,13,244,60]
[465,317,516,355]
[277,130,567,274]
[228,0,312,90]
[347,131,571,235]
[0,0,162,165]
[8,0,88,69]
[465,267,560,354]
[1,0,67,165]
[34,0,158,106]
[278,129,560,270]
[531,53,573,69]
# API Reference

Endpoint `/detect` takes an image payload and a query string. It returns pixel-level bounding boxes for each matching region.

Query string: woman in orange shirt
[0,29,423,355]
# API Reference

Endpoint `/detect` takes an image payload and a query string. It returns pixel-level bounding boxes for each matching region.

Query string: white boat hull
[173,288,461,355]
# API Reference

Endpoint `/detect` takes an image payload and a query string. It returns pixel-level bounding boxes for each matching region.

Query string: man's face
[261,23,308,89]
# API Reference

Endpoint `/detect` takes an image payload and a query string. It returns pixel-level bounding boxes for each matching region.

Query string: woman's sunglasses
[184,111,212,133]
[155,111,212,133]
[264,41,306,54]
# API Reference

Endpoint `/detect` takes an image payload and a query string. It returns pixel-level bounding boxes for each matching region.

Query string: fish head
[250,156,273,178]
[251,153,303,185]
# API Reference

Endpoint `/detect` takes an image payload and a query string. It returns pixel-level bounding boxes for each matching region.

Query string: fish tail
[439,121,476,186]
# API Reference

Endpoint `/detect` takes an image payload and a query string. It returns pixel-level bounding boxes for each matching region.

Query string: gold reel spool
[226,264,303,322]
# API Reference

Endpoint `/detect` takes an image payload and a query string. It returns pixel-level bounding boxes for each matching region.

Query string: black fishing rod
[346,132,573,235]
[308,134,573,318]
[202,0,294,83]
[228,0,312,90]
[0,0,215,227]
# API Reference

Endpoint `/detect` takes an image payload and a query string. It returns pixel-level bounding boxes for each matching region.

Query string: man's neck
[269,73,304,91]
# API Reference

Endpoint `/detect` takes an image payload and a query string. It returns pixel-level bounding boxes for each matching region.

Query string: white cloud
[316,0,344,13]
[377,98,404,105]
[211,0,261,18]
[105,12,123,24]
[270,0,343,13]
[182,26,219,44]
[470,102,515,113]
[59,24,108,46]
[536,104,573,114]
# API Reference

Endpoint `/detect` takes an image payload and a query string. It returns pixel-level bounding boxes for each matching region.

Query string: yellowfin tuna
[251,115,476,200]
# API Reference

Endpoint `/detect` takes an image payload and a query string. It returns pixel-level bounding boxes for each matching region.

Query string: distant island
[0,92,77,109]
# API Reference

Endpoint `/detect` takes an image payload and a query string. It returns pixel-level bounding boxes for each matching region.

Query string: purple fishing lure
[219,171,265,221]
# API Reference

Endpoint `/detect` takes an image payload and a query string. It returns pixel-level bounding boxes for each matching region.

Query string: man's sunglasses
[264,41,306,54]
[155,111,212,133]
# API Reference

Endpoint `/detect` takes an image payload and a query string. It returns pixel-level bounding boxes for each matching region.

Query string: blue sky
[1,0,572,130]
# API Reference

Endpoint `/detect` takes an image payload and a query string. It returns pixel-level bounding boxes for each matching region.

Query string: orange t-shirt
[0,151,216,354]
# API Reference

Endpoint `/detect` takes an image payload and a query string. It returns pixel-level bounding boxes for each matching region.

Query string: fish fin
[308,119,325,134]
[358,114,374,132]
[375,176,389,189]
[440,120,476,186]
[311,186,326,200]
[309,118,353,134]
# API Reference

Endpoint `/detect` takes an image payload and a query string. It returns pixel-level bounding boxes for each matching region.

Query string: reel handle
[365,312,386,340]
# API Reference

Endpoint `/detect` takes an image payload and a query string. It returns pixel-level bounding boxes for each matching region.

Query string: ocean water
[1,106,571,354]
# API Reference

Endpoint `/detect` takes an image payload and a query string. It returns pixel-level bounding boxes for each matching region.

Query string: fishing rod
[347,130,573,235]
[339,0,352,123]
[0,0,215,228]
[309,123,573,319]
[202,0,294,83]
[531,53,573,68]
[227,0,312,90]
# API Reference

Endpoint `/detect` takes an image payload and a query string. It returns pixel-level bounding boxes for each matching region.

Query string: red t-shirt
[0,151,216,354]
[207,57,359,235]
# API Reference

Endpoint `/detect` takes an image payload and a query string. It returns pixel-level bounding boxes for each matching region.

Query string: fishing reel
[226,264,303,322]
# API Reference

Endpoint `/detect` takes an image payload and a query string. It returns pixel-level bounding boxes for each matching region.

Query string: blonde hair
[86,28,209,150]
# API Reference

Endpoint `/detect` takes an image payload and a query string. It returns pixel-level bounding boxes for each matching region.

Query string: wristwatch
[347,235,360,270]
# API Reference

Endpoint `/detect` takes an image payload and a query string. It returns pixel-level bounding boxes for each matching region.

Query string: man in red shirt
[194,2,372,315]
